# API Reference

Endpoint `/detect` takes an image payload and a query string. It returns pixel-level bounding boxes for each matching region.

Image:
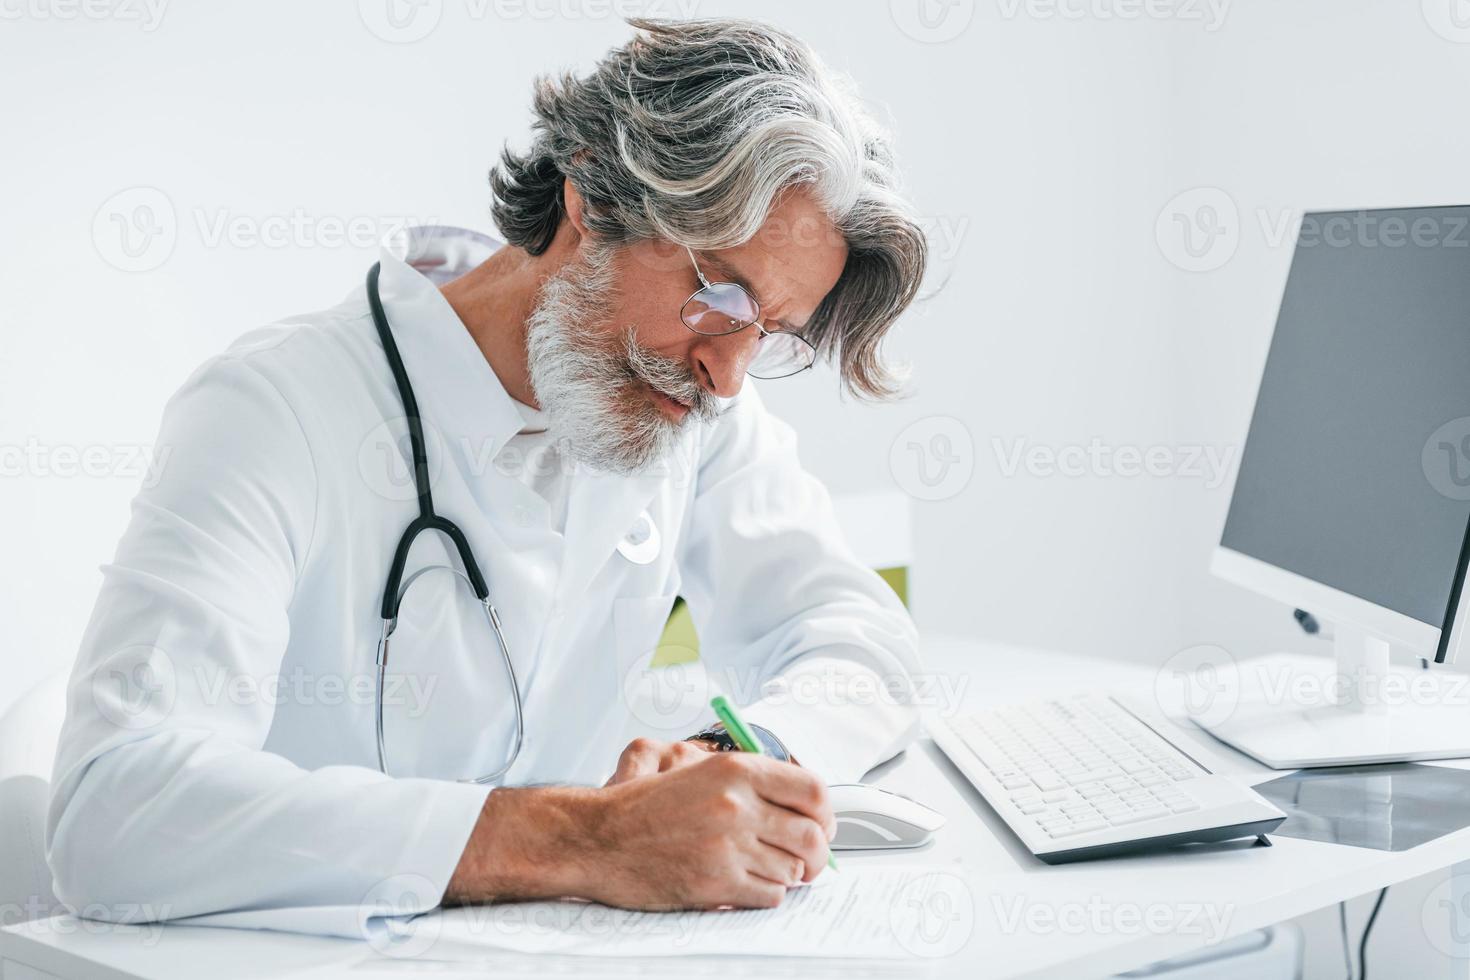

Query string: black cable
[1357,887,1388,980]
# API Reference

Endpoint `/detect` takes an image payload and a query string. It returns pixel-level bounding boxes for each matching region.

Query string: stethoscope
[366,262,524,784]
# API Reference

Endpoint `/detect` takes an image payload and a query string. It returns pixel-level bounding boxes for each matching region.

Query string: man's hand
[446,751,836,911]
[587,751,836,909]
[604,736,718,785]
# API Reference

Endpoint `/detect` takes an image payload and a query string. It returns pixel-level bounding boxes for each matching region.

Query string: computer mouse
[828,782,946,850]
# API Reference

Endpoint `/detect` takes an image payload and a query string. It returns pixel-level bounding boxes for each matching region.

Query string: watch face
[687,724,790,762]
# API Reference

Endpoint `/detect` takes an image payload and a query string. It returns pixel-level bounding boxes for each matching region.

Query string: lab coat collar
[374,225,527,492]
[370,225,684,604]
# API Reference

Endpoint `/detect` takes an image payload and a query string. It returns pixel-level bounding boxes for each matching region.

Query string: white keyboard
[928,694,1285,863]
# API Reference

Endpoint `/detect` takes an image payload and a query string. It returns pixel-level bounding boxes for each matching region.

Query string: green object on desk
[650,565,909,668]
[709,695,839,872]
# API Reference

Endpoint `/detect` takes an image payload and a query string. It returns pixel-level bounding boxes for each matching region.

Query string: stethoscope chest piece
[616,509,661,565]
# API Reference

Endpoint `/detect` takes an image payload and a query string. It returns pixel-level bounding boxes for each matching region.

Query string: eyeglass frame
[679,246,818,380]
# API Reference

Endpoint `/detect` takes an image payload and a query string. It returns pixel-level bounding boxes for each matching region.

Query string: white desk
[7,636,1470,979]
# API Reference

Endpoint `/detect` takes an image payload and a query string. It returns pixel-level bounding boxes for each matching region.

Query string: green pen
[710,695,839,872]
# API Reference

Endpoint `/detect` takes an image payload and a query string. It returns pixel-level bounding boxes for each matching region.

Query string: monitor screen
[1221,205,1470,628]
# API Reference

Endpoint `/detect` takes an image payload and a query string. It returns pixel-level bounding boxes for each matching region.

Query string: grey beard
[525,245,722,476]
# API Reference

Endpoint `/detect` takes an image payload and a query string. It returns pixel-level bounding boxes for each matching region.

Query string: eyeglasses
[679,247,817,380]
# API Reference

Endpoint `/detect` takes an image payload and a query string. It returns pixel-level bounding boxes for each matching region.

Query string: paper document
[373,866,967,959]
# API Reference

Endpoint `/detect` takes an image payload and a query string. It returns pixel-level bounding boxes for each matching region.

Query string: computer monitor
[1202,204,1470,768]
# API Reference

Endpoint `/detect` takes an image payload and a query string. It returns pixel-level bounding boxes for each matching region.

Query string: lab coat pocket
[613,593,679,674]
[613,592,707,742]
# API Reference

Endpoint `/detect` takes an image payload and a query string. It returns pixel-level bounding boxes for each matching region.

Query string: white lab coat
[46,226,922,938]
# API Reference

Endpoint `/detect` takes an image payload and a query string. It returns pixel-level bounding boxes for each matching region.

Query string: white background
[5,1,1470,975]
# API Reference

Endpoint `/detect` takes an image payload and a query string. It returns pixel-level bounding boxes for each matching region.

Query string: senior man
[49,17,929,932]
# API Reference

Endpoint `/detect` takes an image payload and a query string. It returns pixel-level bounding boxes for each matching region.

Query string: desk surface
[7,636,1470,980]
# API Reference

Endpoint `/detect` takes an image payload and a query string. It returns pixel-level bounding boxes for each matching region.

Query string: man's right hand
[586,750,836,909]
[445,750,836,911]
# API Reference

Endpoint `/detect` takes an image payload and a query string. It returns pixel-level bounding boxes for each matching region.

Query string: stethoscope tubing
[366,262,524,784]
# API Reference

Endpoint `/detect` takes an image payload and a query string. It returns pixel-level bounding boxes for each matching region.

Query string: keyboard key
[1108,807,1167,825]
[1030,770,1066,791]
[1048,819,1107,837]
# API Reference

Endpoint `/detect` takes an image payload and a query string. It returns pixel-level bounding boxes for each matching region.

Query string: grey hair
[489,16,928,400]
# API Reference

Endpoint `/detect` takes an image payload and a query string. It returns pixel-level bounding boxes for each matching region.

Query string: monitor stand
[1189,624,1470,769]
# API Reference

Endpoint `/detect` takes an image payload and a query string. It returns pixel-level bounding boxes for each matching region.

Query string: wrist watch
[686,722,792,763]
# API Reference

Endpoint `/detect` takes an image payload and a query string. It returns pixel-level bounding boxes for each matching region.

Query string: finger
[728,871,788,910]
[607,738,663,785]
[745,838,806,887]
[756,810,830,883]
[744,757,835,837]
[658,740,711,772]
